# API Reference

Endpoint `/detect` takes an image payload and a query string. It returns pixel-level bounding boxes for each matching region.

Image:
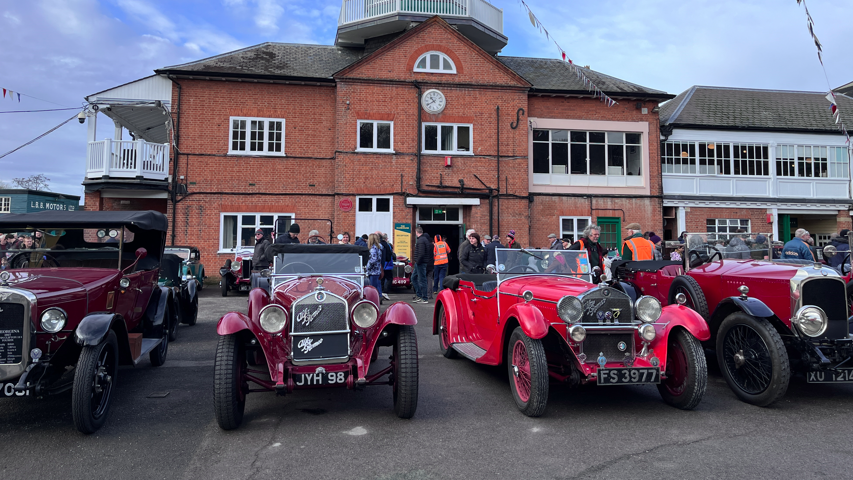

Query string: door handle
[470,298,477,302]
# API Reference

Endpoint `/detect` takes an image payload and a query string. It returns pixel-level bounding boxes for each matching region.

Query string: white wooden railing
[663,174,849,199]
[86,139,169,180]
[339,0,502,34]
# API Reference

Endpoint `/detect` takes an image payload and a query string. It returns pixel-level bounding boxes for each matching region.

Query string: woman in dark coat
[460,233,487,274]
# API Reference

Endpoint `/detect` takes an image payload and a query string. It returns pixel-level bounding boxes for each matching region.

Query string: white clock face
[422,89,446,114]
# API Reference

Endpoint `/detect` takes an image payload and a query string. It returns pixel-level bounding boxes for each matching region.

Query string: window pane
[430,54,439,70]
[358,198,373,212]
[589,145,606,175]
[626,133,641,144]
[533,130,549,142]
[441,125,454,151]
[241,226,254,247]
[416,57,427,69]
[259,215,274,227]
[241,215,256,226]
[607,145,624,175]
[267,121,282,153]
[533,143,550,174]
[626,145,642,176]
[425,125,438,151]
[551,130,568,142]
[571,131,586,143]
[456,126,470,152]
[589,132,605,143]
[607,132,624,144]
[447,207,459,221]
[442,57,452,71]
[571,144,587,174]
[577,218,589,232]
[377,123,391,149]
[250,120,264,152]
[223,215,237,249]
[376,198,390,212]
[418,207,432,221]
[552,142,568,174]
[433,209,446,221]
[232,120,246,151]
[276,216,291,234]
[359,122,374,149]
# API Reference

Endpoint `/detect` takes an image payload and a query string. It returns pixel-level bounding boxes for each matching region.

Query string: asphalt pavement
[3,286,853,480]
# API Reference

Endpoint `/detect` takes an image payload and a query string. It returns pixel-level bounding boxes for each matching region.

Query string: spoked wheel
[168,300,179,342]
[668,275,710,321]
[150,304,170,366]
[507,327,548,417]
[72,331,119,434]
[437,305,458,359]
[186,295,199,326]
[392,325,419,419]
[214,334,247,430]
[657,328,707,410]
[716,312,789,406]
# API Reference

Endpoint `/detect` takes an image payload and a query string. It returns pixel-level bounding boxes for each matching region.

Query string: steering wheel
[708,250,722,262]
[278,262,316,274]
[7,252,61,269]
[506,264,537,273]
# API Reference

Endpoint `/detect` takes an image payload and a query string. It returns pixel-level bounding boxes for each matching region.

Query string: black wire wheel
[72,330,119,434]
[668,275,710,321]
[437,304,458,359]
[716,312,789,407]
[392,325,419,419]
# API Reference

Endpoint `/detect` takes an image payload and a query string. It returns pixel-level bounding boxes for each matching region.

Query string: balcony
[86,139,169,181]
[336,0,506,53]
[663,174,849,200]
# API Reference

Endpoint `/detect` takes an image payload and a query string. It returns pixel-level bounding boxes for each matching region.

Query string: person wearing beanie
[505,230,521,249]
[252,228,271,267]
[829,228,851,269]
[275,223,301,244]
[484,233,503,267]
[750,233,770,261]
[649,234,663,260]
[621,222,654,261]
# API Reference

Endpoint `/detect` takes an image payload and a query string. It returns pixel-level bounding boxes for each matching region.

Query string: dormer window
[414,51,456,74]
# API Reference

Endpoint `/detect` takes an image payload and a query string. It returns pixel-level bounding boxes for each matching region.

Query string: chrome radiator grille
[581,333,634,364]
[0,303,25,365]
[801,277,848,339]
[393,264,409,279]
[291,293,348,334]
[579,288,633,324]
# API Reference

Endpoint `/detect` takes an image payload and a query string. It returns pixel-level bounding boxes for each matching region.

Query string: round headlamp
[635,296,662,323]
[119,277,131,288]
[259,305,288,333]
[795,305,828,337]
[41,307,67,333]
[231,262,241,272]
[352,301,378,329]
[404,265,413,274]
[557,296,583,324]
[568,325,586,343]
[639,323,656,342]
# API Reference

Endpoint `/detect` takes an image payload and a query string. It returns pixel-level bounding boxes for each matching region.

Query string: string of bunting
[796,0,850,145]
[518,0,617,107]
[1,87,22,102]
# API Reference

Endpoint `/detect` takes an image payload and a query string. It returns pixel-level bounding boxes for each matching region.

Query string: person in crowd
[433,234,450,292]
[354,234,368,247]
[780,228,816,260]
[621,223,655,260]
[671,244,685,261]
[649,234,663,260]
[0,233,11,251]
[678,231,688,244]
[828,229,850,269]
[425,231,435,299]
[366,234,384,302]
[251,229,271,268]
[412,226,430,304]
[340,232,351,245]
[21,234,34,249]
[34,230,45,248]
[725,234,751,260]
[548,233,563,250]
[750,234,769,261]
[485,234,503,267]
[275,223,301,244]
[506,230,521,249]
[381,233,394,300]
[568,224,606,282]
[482,235,491,247]
[306,230,325,244]
[561,237,572,249]
[460,233,486,274]
[458,228,476,273]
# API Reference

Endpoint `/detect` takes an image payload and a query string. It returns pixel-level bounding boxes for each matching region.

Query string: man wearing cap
[275,223,301,244]
[252,229,271,267]
[307,229,325,245]
[621,223,655,261]
[548,233,563,250]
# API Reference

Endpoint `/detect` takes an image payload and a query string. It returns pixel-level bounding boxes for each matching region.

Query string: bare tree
[0,179,11,189]
[12,174,51,191]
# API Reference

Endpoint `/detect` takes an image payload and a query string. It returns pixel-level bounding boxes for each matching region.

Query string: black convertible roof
[265,243,370,264]
[0,210,168,231]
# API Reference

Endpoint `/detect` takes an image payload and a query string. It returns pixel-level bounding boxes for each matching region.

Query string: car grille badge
[298,337,324,354]
[597,353,607,367]
[577,353,587,363]
[623,354,634,367]
[297,305,323,326]
[617,341,627,352]
[596,311,605,324]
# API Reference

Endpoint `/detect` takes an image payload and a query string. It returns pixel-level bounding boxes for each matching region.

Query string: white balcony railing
[86,139,169,181]
[663,174,849,199]
[339,0,503,34]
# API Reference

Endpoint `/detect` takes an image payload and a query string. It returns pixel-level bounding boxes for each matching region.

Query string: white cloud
[3,11,21,25]
[255,0,284,32]
[116,0,178,42]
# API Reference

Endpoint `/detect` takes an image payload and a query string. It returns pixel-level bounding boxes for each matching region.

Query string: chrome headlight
[41,307,67,333]
[231,262,241,272]
[404,265,413,274]
[352,301,378,329]
[259,305,288,333]
[795,306,828,337]
[568,325,586,342]
[557,296,583,324]
[635,296,662,323]
[638,323,656,342]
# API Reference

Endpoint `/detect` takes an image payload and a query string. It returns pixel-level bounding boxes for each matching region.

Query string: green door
[597,217,621,255]
[779,215,798,242]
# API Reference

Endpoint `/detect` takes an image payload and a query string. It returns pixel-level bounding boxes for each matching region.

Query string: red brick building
[82,10,672,274]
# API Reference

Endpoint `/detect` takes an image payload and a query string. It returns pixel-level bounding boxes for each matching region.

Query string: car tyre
[846,280,853,316]
[668,275,710,321]
[657,328,707,410]
[716,312,789,407]
[507,327,548,417]
[214,334,247,430]
[149,304,170,367]
[186,294,198,327]
[437,304,458,359]
[198,269,205,290]
[392,325,419,419]
[167,298,179,342]
[72,330,119,434]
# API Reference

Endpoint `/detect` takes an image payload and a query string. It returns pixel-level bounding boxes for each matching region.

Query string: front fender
[247,288,270,320]
[657,304,711,342]
[501,303,548,340]
[186,276,197,302]
[75,313,122,346]
[144,286,171,327]
[363,285,380,305]
[718,296,775,319]
[433,288,458,335]
[379,301,418,326]
[217,311,252,336]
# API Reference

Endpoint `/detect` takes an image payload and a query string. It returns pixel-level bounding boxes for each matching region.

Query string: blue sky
[1,0,852,198]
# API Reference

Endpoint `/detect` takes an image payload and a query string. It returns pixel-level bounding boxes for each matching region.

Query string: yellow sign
[394,223,411,259]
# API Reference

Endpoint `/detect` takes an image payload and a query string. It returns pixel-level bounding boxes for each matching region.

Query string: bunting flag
[518,0,617,107]
[798,0,851,145]
[1,87,22,102]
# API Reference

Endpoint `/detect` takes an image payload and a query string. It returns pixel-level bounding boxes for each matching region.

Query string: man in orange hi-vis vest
[621,222,655,261]
[434,234,451,292]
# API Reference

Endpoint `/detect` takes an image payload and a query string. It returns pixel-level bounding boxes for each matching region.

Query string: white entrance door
[355,196,393,237]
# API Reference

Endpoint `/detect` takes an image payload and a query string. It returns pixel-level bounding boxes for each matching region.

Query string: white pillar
[677,206,686,235]
[86,111,98,143]
[771,207,779,242]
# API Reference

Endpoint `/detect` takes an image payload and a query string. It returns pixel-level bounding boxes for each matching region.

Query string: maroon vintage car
[616,233,853,407]
[213,244,419,430]
[220,247,255,296]
[434,248,709,417]
[0,210,174,433]
[392,254,413,290]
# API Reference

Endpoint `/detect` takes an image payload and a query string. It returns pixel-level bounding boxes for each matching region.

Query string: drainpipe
[169,77,183,245]
[414,81,422,193]
[493,105,499,236]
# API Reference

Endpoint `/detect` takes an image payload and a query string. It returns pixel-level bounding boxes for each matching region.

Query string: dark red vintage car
[0,211,175,433]
[392,254,413,290]
[213,244,419,430]
[220,247,255,296]
[617,233,853,407]
[433,248,709,417]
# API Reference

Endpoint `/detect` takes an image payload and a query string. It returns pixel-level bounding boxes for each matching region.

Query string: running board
[133,338,163,365]
[452,342,487,361]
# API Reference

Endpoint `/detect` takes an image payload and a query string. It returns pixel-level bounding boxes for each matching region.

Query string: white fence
[339,0,502,34]
[86,139,169,180]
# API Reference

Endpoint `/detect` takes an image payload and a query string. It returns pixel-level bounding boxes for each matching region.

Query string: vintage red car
[213,244,419,430]
[392,254,413,290]
[0,210,174,433]
[220,247,255,296]
[433,248,709,417]
[616,233,853,407]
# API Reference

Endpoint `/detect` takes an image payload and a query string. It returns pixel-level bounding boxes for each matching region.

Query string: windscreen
[1,227,133,269]
[677,232,774,264]
[273,253,364,276]
[164,248,190,260]
[496,248,592,282]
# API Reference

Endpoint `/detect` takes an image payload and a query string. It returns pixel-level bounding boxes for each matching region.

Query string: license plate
[293,370,348,387]
[597,367,660,385]
[807,369,853,383]
[239,284,250,291]
[1,382,29,397]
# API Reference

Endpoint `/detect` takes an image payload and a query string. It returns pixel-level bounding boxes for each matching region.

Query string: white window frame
[0,197,10,214]
[219,212,294,252]
[559,216,592,244]
[422,123,473,155]
[416,206,462,224]
[777,144,848,179]
[228,116,285,156]
[414,51,456,74]
[356,120,394,153]
[534,129,643,177]
[706,218,750,240]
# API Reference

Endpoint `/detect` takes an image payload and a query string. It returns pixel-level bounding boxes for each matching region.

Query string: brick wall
[84,191,167,213]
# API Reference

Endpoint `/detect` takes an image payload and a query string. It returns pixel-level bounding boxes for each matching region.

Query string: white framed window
[534,130,642,176]
[414,51,456,74]
[417,206,461,224]
[732,144,769,176]
[777,144,848,178]
[706,218,750,239]
[357,120,394,152]
[663,141,770,177]
[560,216,591,244]
[228,117,285,156]
[0,197,10,214]
[662,141,696,174]
[423,123,472,154]
[220,213,294,251]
